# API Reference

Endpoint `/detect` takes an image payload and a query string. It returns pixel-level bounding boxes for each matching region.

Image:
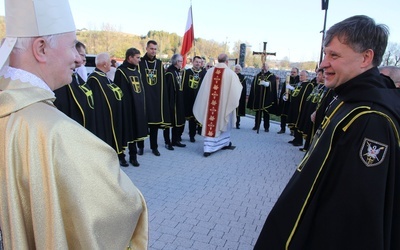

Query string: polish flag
[181,5,194,67]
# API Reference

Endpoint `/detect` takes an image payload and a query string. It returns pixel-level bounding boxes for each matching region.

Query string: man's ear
[32,37,47,63]
[361,49,374,67]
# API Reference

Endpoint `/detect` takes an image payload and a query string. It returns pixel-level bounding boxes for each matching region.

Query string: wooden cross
[252,42,276,65]
[252,42,276,134]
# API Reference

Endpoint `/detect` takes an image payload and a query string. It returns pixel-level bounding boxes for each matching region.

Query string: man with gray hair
[234,64,247,129]
[0,0,148,248]
[255,15,400,249]
[193,53,242,157]
[87,52,127,166]
[163,53,186,149]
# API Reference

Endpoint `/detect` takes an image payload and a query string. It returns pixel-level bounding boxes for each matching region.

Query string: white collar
[0,66,53,93]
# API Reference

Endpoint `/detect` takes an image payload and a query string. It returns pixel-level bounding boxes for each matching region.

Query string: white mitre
[0,0,76,69]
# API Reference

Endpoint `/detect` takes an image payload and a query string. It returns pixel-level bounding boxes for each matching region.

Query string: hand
[310,111,316,123]
[283,95,288,101]
[260,80,270,87]
[286,84,295,90]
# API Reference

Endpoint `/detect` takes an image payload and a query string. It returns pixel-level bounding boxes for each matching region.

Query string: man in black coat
[247,63,277,132]
[87,52,126,166]
[182,55,206,142]
[114,48,148,167]
[234,64,247,129]
[138,40,171,156]
[276,67,299,134]
[255,15,400,250]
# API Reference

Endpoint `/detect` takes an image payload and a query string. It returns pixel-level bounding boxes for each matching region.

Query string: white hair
[234,64,242,71]
[12,34,62,54]
[95,52,110,66]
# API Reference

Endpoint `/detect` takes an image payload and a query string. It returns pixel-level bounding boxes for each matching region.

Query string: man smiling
[0,0,148,248]
[255,15,400,250]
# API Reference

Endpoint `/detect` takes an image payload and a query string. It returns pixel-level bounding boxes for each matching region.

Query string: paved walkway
[122,116,304,250]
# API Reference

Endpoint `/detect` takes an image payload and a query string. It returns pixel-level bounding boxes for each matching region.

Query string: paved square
[122,116,304,249]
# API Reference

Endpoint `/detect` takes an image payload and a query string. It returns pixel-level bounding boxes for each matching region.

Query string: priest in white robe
[193,54,243,157]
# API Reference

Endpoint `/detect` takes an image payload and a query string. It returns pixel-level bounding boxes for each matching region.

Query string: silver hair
[12,34,62,54]
[170,53,182,65]
[95,52,110,66]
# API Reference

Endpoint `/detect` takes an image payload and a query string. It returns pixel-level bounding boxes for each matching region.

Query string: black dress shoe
[203,152,211,157]
[190,137,196,142]
[119,159,129,167]
[152,149,161,156]
[293,142,303,147]
[129,159,140,167]
[277,130,285,134]
[299,148,307,152]
[288,140,294,144]
[165,144,174,150]
[222,142,236,150]
[252,126,258,130]
[137,148,144,155]
[265,129,269,132]
[172,141,186,147]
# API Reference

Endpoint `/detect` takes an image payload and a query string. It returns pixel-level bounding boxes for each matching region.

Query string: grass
[245,108,280,122]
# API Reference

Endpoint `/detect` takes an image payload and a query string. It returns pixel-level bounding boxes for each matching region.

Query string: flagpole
[191,1,196,56]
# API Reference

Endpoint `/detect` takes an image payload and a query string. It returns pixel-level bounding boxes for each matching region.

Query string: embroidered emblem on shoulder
[359,138,388,167]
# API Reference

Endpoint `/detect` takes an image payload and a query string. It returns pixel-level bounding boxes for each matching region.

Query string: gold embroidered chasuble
[0,77,148,249]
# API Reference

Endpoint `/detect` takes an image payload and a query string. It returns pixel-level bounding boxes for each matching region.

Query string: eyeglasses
[177,60,183,62]
[206,66,213,68]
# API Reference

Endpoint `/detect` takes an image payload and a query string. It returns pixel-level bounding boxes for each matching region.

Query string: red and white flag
[181,5,194,67]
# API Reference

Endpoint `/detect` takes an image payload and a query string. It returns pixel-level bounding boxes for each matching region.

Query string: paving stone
[123,116,304,249]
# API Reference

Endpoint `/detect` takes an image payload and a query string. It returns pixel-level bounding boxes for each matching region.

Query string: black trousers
[254,110,270,130]
[128,142,138,159]
[188,118,197,139]
[293,129,303,144]
[118,142,140,161]
[148,124,159,150]
[163,126,184,144]
[280,115,287,131]
[137,140,144,149]
[236,116,241,127]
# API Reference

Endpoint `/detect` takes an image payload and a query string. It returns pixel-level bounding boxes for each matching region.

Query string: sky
[0,0,399,62]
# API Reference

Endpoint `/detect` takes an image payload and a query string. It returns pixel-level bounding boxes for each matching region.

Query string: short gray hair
[170,53,182,65]
[12,34,62,54]
[96,52,110,66]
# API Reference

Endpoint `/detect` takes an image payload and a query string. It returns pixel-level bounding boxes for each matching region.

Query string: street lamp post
[319,0,329,66]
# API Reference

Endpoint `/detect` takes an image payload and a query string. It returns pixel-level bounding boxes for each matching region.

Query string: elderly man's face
[45,32,81,90]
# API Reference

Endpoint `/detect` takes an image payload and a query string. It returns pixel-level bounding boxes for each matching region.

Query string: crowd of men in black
[53,38,338,167]
[54,40,211,167]
[243,62,334,153]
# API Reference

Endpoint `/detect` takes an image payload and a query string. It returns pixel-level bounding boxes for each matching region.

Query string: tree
[382,42,400,66]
